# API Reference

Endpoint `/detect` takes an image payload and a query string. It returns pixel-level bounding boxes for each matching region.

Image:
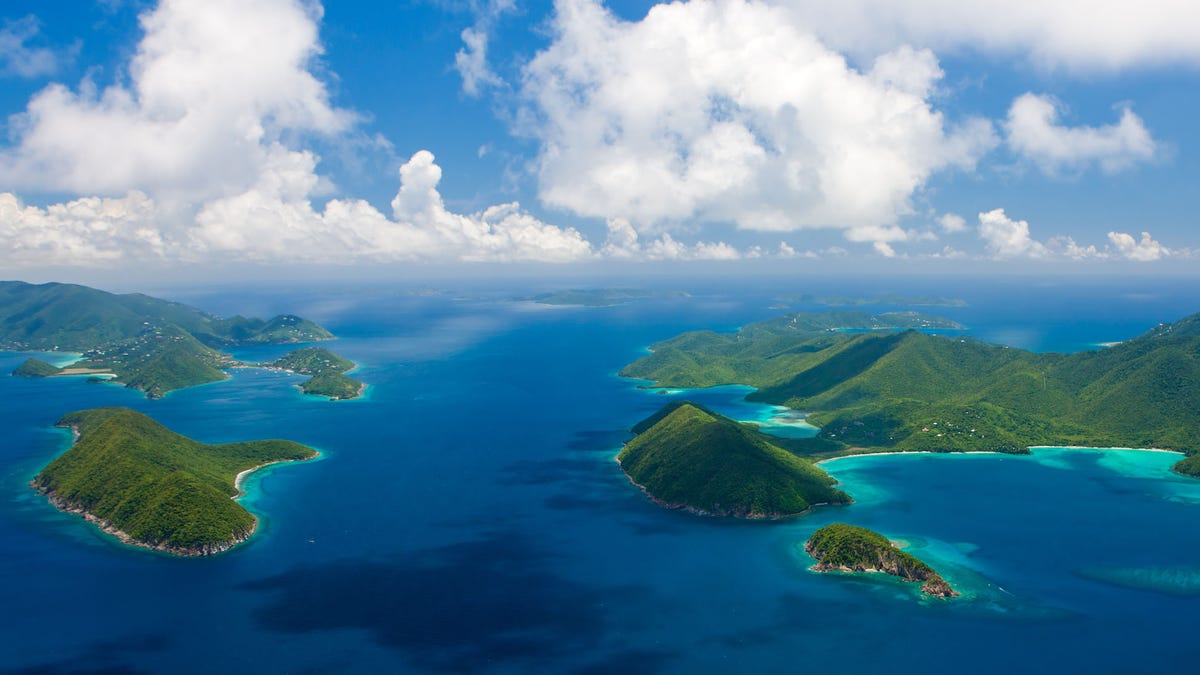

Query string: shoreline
[234,451,320,499]
[39,422,318,556]
[816,445,1185,467]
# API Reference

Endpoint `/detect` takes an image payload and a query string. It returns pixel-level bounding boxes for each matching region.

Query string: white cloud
[454,0,515,96]
[977,208,1173,263]
[938,213,966,233]
[192,150,595,263]
[873,241,897,257]
[1108,231,1170,261]
[777,0,1200,71]
[977,208,1047,258]
[0,16,69,79]
[1005,94,1158,175]
[0,0,351,200]
[519,0,996,237]
[0,191,164,266]
[599,217,743,260]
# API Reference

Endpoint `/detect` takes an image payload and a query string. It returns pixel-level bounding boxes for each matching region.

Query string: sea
[2,274,1200,674]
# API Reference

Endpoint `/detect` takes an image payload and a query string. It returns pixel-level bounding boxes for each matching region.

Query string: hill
[806,523,957,597]
[0,280,331,351]
[623,311,1200,472]
[618,402,850,518]
[1,281,337,398]
[265,347,364,400]
[32,408,316,556]
[13,357,63,377]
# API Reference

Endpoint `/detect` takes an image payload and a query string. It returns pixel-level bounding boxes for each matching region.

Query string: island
[0,281,357,399]
[264,347,365,400]
[806,523,957,597]
[31,407,317,556]
[622,310,1200,472]
[527,288,689,307]
[618,401,850,517]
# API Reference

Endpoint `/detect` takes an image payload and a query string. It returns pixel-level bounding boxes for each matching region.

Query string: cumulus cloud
[977,208,1047,258]
[778,0,1200,71]
[1108,231,1170,261]
[0,191,163,266]
[600,218,742,260]
[1005,94,1158,175]
[193,150,596,263]
[0,16,70,78]
[938,213,966,233]
[977,208,1174,262]
[0,0,351,200]
[518,0,996,237]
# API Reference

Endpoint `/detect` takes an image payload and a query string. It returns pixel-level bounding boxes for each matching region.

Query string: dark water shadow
[242,531,650,672]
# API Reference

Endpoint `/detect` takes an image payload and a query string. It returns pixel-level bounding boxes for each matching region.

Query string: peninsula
[806,523,957,597]
[1,281,361,399]
[622,310,1200,472]
[32,407,317,556]
[618,401,850,518]
[264,347,365,400]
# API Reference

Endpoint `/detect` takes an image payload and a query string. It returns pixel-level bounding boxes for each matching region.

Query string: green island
[32,407,317,556]
[775,293,967,308]
[528,288,689,307]
[621,310,1200,473]
[805,523,957,598]
[618,401,850,517]
[2,281,362,399]
[263,347,364,400]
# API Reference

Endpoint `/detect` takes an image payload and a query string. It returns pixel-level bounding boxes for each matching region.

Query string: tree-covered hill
[622,310,1200,472]
[806,523,957,597]
[265,347,364,400]
[32,407,316,556]
[618,402,850,518]
[1,281,338,398]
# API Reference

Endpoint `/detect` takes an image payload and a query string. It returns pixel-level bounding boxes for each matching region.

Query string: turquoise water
[2,278,1200,673]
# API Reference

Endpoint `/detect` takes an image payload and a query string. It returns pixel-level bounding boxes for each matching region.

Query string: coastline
[816,445,1185,467]
[612,452,839,519]
[37,421,318,557]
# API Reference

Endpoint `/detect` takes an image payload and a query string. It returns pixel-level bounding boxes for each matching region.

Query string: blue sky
[0,0,1197,276]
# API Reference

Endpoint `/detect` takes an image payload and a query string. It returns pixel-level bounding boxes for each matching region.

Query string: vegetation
[529,288,689,307]
[266,347,363,399]
[32,407,316,556]
[12,357,62,377]
[623,310,1200,473]
[0,281,338,398]
[618,402,850,518]
[806,523,957,597]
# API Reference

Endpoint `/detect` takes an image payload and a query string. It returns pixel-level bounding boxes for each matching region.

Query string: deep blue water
[3,276,1200,673]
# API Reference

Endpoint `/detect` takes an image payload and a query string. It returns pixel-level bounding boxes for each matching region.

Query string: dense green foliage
[33,408,315,554]
[618,402,850,517]
[806,523,956,597]
[12,357,62,377]
[75,325,230,398]
[623,311,1200,471]
[267,347,363,399]
[620,311,964,389]
[0,280,331,350]
[301,372,363,399]
[0,281,337,398]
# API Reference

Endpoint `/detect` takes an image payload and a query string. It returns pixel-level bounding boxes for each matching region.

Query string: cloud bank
[518,0,996,243]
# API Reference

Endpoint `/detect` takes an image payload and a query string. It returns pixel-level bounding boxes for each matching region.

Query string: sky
[0,0,1198,278]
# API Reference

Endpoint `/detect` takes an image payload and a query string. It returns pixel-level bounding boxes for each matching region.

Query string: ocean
[2,275,1199,673]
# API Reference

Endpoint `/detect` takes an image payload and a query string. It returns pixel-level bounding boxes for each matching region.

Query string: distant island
[775,294,967,308]
[528,288,689,307]
[806,523,957,598]
[618,401,850,518]
[32,407,317,556]
[3,281,362,400]
[263,347,364,400]
[622,310,1200,473]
